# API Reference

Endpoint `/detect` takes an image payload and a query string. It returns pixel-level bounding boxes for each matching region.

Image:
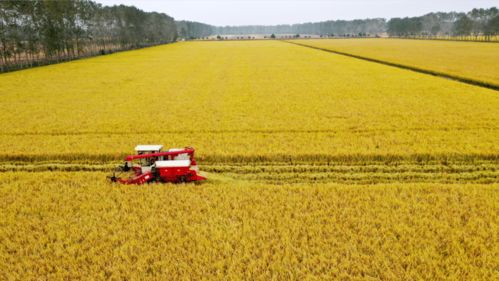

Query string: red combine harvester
[109,145,206,184]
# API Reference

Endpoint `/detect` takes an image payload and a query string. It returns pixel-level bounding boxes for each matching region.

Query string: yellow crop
[288,38,499,88]
[0,172,497,280]
[0,40,498,280]
[405,35,499,42]
[0,41,497,162]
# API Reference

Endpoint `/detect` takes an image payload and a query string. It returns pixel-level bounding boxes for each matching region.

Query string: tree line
[0,0,177,72]
[212,19,387,37]
[176,20,213,40]
[181,7,498,40]
[388,8,499,39]
[2,2,498,72]
[186,19,387,38]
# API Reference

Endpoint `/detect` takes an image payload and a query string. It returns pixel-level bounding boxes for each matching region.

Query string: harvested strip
[2,159,497,184]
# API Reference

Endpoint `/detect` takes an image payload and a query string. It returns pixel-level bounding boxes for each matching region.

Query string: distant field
[288,38,499,88]
[1,172,497,280]
[0,40,497,163]
[399,35,499,42]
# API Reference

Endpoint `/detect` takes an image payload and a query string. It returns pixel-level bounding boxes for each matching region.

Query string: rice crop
[287,38,499,88]
[0,40,498,280]
[0,172,497,280]
[0,41,497,165]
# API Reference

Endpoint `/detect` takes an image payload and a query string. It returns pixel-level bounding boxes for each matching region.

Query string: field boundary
[0,42,177,74]
[286,37,499,44]
[284,40,499,91]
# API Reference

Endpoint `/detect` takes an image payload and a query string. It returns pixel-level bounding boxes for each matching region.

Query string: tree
[453,15,473,36]
[485,14,499,36]
[388,17,422,36]
[176,20,214,39]
[430,24,441,35]
[270,33,275,39]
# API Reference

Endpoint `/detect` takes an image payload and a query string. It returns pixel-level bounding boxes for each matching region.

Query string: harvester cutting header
[109,145,206,184]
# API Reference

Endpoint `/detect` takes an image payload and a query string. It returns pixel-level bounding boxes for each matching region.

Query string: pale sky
[95,0,499,26]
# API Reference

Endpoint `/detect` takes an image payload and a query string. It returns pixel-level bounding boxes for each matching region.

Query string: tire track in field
[283,40,499,91]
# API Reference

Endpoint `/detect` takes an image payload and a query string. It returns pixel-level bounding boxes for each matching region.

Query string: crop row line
[234,175,499,185]
[1,165,497,184]
[2,127,497,136]
[1,153,498,164]
[2,162,497,172]
[231,171,499,178]
[205,165,497,174]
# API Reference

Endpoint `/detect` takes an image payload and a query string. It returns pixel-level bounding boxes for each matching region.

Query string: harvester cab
[109,145,206,184]
[133,145,163,174]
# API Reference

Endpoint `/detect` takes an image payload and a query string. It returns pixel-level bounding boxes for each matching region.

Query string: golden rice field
[0,40,498,162]
[0,40,498,279]
[288,38,499,88]
[1,172,498,280]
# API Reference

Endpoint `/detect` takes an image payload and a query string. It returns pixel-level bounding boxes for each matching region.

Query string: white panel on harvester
[135,145,163,152]
[155,160,191,168]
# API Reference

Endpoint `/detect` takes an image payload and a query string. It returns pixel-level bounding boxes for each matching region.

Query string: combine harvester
[109,145,206,184]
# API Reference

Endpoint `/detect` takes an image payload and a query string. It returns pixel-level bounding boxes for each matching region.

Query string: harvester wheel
[178,175,187,183]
